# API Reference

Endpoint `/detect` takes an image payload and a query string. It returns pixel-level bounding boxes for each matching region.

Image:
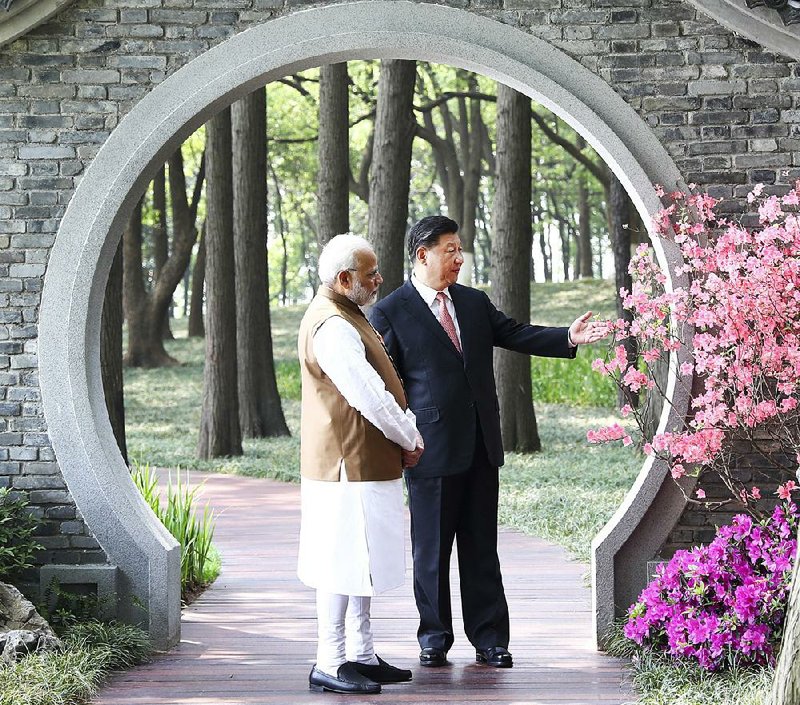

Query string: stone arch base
[39,1,691,650]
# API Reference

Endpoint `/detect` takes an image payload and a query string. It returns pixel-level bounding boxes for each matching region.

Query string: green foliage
[131,462,217,598]
[38,579,109,632]
[0,487,43,579]
[0,620,151,705]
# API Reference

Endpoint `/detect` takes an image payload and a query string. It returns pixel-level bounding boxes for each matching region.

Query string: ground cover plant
[0,620,151,705]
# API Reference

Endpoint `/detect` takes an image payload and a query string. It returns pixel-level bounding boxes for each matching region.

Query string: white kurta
[297,315,418,596]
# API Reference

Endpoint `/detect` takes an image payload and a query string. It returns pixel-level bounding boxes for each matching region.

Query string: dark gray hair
[406,215,459,262]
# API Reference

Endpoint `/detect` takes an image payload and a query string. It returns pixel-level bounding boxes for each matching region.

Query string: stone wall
[0,0,798,600]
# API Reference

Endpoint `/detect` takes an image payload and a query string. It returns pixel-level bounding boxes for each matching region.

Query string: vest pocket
[412,406,440,424]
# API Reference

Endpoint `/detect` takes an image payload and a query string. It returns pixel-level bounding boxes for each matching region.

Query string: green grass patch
[0,620,151,705]
[499,404,639,563]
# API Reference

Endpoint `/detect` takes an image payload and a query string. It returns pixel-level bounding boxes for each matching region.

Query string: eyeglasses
[347,268,381,281]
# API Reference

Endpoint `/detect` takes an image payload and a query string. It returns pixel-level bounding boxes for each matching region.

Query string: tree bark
[198,108,242,458]
[232,89,289,439]
[124,149,205,367]
[101,237,127,463]
[608,171,639,409]
[152,164,173,340]
[188,223,206,338]
[318,63,350,246]
[491,83,540,452]
[368,59,417,298]
[771,555,800,705]
[578,175,594,279]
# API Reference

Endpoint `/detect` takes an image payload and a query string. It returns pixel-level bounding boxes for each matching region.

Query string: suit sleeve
[483,291,576,359]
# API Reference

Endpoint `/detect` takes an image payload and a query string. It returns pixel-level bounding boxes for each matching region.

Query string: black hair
[406,215,459,262]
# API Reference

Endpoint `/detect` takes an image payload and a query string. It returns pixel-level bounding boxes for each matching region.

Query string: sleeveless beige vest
[298,287,408,482]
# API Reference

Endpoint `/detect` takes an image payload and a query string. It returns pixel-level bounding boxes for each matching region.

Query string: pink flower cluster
[624,501,800,670]
[589,183,800,481]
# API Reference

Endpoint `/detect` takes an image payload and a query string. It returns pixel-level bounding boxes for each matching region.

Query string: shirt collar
[411,274,451,308]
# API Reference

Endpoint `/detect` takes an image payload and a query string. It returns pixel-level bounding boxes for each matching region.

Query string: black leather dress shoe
[476,646,513,668]
[308,663,381,694]
[419,647,447,667]
[348,655,412,683]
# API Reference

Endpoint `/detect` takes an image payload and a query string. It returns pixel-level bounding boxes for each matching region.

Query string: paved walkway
[93,471,633,705]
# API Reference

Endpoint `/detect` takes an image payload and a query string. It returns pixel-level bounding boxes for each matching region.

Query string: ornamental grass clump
[624,500,799,671]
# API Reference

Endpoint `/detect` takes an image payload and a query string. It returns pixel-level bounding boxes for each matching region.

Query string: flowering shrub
[624,500,799,670]
[590,182,800,504]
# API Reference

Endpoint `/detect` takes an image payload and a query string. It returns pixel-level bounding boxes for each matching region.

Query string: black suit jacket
[369,280,576,478]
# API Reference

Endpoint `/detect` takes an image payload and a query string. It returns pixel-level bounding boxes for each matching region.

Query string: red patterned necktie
[436,291,462,354]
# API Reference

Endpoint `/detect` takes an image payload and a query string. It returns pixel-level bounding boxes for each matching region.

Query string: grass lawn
[125,279,641,563]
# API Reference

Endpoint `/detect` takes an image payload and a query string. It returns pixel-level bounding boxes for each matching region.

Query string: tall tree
[198,108,242,458]
[188,224,205,338]
[575,136,594,279]
[232,88,289,439]
[152,165,173,339]
[368,59,417,297]
[124,149,205,367]
[101,237,127,462]
[317,63,350,245]
[492,83,541,452]
[414,70,487,286]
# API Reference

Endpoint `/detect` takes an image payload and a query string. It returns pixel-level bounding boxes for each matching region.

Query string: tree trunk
[122,197,173,366]
[124,149,205,367]
[368,59,417,298]
[491,83,540,453]
[578,174,594,279]
[608,172,639,409]
[188,223,205,338]
[771,555,800,705]
[232,89,290,439]
[318,63,350,246]
[152,164,173,340]
[198,108,242,458]
[101,237,127,463]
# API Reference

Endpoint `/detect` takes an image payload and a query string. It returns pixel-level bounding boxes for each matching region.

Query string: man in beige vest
[298,234,423,695]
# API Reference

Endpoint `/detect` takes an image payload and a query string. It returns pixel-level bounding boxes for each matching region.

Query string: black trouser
[405,431,509,652]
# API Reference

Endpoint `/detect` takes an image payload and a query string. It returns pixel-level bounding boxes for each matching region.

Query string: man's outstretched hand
[569,311,612,346]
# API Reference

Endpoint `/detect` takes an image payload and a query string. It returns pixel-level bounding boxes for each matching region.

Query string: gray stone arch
[38,0,692,650]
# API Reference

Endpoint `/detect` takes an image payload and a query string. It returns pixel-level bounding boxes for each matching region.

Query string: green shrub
[0,487,43,579]
[0,619,151,705]
[131,462,217,599]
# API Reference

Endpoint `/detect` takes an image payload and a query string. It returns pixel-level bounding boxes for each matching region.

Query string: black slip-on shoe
[348,655,412,683]
[419,647,447,667]
[476,646,513,668]
[308,663,381,694]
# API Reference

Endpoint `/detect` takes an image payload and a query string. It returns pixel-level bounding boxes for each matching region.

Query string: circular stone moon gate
[0,0,795,651]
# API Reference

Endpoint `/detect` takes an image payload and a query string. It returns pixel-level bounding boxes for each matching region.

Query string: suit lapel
[400,280,463,361]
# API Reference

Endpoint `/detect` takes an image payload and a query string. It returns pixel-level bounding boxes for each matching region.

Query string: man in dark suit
[369,215,608,670]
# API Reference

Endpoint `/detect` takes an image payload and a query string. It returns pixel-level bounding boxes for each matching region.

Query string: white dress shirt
[411,274,462,347]
[298,314,417,596]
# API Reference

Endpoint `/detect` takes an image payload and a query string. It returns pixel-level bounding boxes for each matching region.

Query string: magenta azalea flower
[623,501,799,670]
